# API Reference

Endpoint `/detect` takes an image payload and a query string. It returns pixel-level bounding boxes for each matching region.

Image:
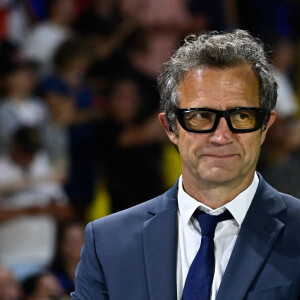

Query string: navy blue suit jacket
[72,174,300,299]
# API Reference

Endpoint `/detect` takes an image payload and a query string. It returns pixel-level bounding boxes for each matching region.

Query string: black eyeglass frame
[175,107,270,133]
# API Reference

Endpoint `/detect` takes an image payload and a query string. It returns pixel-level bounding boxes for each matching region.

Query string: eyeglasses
[175,107,270,133]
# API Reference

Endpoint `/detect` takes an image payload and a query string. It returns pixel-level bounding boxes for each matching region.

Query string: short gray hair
[157,30,278,129]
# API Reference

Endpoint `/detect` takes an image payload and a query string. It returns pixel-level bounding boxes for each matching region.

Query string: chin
[199,167,238,184]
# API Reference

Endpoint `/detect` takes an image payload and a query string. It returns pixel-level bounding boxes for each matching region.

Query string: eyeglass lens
[183,109,260,131]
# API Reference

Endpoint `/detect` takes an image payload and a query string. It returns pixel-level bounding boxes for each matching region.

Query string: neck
[182,172,255,209]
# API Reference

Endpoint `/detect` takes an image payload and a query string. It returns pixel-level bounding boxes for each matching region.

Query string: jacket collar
[143,182,178,300]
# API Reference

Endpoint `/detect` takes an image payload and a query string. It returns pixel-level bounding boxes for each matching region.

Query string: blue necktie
[182,209,233,300]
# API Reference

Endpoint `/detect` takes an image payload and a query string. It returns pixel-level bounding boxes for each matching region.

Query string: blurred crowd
[0,0,300,299]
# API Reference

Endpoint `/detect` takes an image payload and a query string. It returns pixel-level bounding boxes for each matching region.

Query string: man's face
[159,63,276,192]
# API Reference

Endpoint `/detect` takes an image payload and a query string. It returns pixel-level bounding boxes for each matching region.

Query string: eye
[194,112,210,119]
[185,111,214,124]
[186,111,214,121]
[237,113,249,120]
[232,111,254,121]
[230,110,257,129]
[183,110,215,129]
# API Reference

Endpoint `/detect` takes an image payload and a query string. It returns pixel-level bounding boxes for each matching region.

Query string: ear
[261,109,276,145]
[158,112,179,145]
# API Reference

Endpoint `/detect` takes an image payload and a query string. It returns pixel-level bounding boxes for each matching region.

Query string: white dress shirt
[176,173,259,300]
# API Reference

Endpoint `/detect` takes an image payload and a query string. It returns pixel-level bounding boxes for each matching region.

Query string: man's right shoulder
[89,181,179,234]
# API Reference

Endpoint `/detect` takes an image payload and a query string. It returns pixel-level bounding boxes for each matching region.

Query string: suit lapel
[143,184,178,300]
[216,175,286,300]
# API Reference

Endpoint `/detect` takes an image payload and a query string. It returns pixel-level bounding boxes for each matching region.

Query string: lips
[201,154,239,159]
[202,153,238,157]
[199,147,241,159]
[207,154,237,156]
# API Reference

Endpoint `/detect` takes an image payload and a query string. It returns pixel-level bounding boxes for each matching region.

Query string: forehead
[178,63,260,108]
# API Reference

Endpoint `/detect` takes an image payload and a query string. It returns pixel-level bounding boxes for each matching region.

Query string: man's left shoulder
[257,174,300,217]
[278,192,300,221]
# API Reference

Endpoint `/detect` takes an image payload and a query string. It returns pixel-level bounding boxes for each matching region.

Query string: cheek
[177,132,206,159]
[240,134,262,160]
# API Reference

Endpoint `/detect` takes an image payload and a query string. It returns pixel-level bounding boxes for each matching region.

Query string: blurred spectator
[272,38,298,117]
[0,0,30,45]
[0,126,71,280]
[22,271,66,300]
[0,39,19,97]
[50,220,84,294]
[258,37,300,198]
[105,0,195,155]
[118,0,189,78]
[40,38,101,219]
[0,265,21,300]
[0,58,47,154]
[75,0,136,74]
[21,0,75,74]
[96,76,164,212]
[259,37,299,163]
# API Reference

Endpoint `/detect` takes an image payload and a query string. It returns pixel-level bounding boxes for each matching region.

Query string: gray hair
[157,29,278,129]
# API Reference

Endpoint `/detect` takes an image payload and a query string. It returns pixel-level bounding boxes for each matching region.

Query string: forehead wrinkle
[178,65,259,108]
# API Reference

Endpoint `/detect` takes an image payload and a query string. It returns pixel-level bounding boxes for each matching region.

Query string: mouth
[202,154,239,159]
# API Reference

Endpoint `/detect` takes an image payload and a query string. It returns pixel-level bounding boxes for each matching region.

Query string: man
[72,30,300,299]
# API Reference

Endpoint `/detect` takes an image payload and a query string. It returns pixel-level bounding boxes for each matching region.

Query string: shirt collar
[177,172,259,227]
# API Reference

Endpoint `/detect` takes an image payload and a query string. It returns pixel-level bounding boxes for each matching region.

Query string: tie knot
[193,209,233,237]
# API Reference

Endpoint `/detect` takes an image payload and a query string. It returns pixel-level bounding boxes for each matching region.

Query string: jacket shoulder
[278,192,300,220]
[91,181,178,232]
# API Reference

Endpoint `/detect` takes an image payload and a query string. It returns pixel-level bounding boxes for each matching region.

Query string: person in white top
[0,60,47,154]
[72,30,300,300]
[0,126,70,280]
[21,0,74,75]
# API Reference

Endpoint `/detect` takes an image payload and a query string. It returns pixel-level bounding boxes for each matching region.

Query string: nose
[209,116,233,145]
